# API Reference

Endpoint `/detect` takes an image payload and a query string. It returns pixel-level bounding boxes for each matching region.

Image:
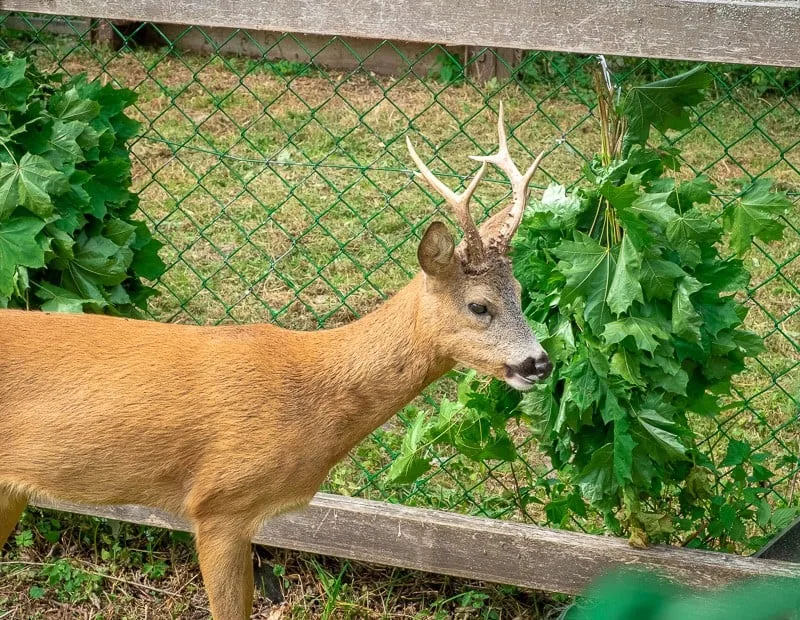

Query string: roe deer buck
[0,103,551,619]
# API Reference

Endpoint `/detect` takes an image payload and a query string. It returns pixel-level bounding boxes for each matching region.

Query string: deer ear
[418,221,455,278]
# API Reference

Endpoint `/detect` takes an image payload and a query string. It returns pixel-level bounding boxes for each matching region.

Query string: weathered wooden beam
[2,0,800,67]
[32,493,800,596]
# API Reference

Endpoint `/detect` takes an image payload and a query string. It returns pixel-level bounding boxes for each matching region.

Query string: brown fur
[0,219,547,619]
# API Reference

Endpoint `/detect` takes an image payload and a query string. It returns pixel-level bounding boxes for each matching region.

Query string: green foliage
[622,65,712,152]
[38,559,103,603]
[723,179,794,256]
[385,371,522,485]
[0,52,164,314]
[512,65,791,546]
[565,570,800,620]
[3,507,180,605]
[429,51,465,84]
[516,51,800,97]
[389,64,794,550]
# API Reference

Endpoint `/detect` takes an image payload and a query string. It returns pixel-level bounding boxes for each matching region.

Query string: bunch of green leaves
[0,51,164,315]
[515,64,792,545]
[387,63,794,550]
[386,371,522,485]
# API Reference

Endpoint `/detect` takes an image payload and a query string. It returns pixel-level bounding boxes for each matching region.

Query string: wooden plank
[32,493,800,595]
[3,0,800,67]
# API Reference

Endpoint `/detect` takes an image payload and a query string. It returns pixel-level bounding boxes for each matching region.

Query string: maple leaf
[723,179,792,256]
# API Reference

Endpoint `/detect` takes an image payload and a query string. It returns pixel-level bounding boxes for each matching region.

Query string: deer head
[408,103,551,391]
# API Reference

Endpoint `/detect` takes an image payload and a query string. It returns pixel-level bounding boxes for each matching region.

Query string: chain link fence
[1,13,798,530]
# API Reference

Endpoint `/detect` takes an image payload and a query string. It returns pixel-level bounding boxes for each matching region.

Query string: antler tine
[470,101,545,254]
[406,135,487,265]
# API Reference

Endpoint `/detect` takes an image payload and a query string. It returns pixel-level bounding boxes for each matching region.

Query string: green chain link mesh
[1,14,798,528]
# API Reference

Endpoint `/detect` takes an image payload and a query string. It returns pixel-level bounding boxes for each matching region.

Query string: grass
[0,509,562,619]
[1,19,799,618]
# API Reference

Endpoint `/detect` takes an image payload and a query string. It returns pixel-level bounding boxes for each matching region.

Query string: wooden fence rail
[2,0,800,67]
[33,494,800,596]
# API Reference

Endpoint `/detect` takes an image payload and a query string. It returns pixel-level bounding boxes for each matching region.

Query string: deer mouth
[504,370,539,392]
[503,358,552,391]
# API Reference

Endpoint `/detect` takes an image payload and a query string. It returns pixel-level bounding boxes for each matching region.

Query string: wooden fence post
[466,47,524,82]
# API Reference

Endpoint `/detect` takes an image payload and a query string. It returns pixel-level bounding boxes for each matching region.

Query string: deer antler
[406,136,487,266]
[406,103,544,268]
[470,102,545,256]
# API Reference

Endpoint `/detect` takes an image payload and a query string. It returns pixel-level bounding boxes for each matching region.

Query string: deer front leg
[0,488,27,551]
[195,519,254,620]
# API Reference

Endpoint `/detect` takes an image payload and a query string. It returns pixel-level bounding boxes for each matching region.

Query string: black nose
[512,354,552,380]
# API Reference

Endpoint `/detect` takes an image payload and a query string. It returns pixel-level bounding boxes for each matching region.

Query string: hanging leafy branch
[386,61,794,550]
[0,52,164,315]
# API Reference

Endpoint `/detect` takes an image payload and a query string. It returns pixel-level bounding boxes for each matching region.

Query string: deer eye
[468,303,488,315]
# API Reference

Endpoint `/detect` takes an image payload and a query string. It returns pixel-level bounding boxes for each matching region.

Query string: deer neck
[297,273,453,448]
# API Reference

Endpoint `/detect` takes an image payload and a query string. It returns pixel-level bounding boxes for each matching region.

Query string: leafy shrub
[0,51,164,315]
[388,64,794,551]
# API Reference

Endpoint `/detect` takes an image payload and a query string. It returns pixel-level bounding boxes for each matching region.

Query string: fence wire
[1,13,798,529]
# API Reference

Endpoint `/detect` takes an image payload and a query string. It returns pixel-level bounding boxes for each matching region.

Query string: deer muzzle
[504,352,552,390]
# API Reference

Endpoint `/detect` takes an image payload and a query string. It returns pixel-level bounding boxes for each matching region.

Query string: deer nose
[509,353,552,381]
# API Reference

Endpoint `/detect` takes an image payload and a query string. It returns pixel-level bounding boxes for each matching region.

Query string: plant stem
[589,199,602,237]
[594,58,625,246]
[0,141,18,165]
[681,521,708,547]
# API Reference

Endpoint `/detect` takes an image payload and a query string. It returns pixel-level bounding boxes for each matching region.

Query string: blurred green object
[564,570,800,620]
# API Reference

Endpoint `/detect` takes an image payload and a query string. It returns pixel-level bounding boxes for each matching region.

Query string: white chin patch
[505,374,537,392]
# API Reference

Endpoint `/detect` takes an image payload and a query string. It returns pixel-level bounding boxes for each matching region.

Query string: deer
[0,103,551,620]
